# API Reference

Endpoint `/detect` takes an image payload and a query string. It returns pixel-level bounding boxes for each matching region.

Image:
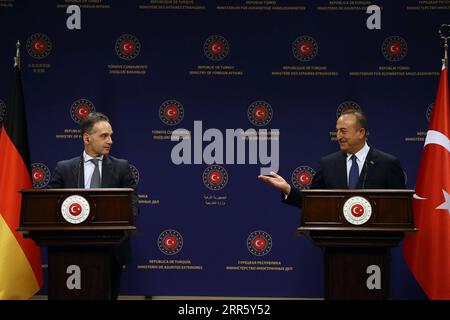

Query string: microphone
[362,160,374,189]
[77,158,83,188]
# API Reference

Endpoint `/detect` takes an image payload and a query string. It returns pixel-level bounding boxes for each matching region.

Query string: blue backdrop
[1,0,446,299]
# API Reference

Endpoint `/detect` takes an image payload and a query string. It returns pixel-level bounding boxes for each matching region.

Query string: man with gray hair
[259,110,406,207]
[49,112,138,299]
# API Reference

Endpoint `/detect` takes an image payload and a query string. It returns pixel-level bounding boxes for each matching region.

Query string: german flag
[0,42,43,299]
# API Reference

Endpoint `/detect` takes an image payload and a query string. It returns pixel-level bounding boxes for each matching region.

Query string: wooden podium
[18,188,136,300]
[298,189,415,300]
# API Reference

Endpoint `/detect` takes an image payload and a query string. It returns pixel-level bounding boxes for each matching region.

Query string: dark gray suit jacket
[48,154,138,265]
[284,147,406,208]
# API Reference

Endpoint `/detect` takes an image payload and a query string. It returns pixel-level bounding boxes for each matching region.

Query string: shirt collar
[83,151,104,163]
[346,142,370,162]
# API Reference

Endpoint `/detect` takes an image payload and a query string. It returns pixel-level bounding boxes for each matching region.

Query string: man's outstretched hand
[258,171,291,195]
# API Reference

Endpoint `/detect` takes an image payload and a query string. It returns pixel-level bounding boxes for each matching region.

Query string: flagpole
[14,40,20,69]
[439,24,449,67]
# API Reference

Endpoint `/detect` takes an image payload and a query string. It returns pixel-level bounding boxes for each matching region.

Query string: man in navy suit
[48,112,137,299]
[258,110,406,207]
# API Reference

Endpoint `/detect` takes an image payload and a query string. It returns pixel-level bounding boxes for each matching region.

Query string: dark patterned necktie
[90,158,101,188]
[348,154,359,189]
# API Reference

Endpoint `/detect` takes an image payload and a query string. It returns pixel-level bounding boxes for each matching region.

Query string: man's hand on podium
[258,171,291,195]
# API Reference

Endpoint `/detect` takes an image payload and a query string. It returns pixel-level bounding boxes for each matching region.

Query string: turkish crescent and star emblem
[203,35,229,61]
[159,100,184,126]
[298,171,311,185]
[209,170,223,185]
[253,106,267,120]
[292,36,318,62]
[247,101,273,126]
[403,65,450,299]
[60,195,90,224]
[164,236,177,248]
[70,99,96,124]
[411,65,450,215]
[247,231,272,256]
[203,165,228,191]
[253,237,267,250]
[158,229,183,255]
[350,204,364,217]
[343,196,372,225]
[211,42,223,54]
[413,129,450,216]
[69,203,82,216]
[382,36,408,62]
[31,163,51,189]
[76,105,89,118]
[115,34,141,60]
[33,169,44,182]
[26,33,52,59]
[165,106,178,118]
[291,166,316,190]
[122,41,134,54]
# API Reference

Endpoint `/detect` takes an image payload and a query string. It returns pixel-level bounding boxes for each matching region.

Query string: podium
[298,189,415,300]
[18,188,136,300]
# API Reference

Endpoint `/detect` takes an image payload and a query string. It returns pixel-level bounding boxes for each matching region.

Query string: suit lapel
[357,147,379,188]
[101,155,114,188]
[71,155,85,188]
[336,151,348,188]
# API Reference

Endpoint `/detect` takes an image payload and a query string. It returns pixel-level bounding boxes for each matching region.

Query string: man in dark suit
[48,112,138,299]
[258,110,406,207]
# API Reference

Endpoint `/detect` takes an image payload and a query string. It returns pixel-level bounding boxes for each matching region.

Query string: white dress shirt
[346,142,370,182]
[83,151,103,189]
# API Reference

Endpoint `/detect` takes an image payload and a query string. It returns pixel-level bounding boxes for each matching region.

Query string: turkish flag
[403,63,450,299]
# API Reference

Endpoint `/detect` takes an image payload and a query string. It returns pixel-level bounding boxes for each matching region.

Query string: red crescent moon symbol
[351,204,364,217]
[255,108,265,118]
[211,43,222,53]
[77,105,88,116]
[33,170,43,182]
[123,41,133,53]
[300,43,311,54]
[390,43,400,54]
[209,170,222,184]
[166,106,177,118]
[69,203,82,216]
[34,40,44,52]
[254,237,266,250]
[165,236,177,248]
[298,172,311,185]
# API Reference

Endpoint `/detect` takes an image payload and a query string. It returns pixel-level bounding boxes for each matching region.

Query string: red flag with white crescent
[403,63,450,299]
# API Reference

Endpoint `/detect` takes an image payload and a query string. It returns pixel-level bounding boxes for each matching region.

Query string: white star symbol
[436,189,450,214]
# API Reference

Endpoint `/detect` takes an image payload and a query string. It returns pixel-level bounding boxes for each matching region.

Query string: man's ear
[83,133,90,144]
[359,127,366,138]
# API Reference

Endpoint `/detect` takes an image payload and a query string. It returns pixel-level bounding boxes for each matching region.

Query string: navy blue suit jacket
[48,154,138,265]
[283,147,406,208]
